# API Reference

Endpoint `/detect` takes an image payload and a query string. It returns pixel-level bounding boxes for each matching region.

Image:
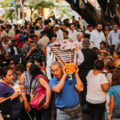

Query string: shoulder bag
[29,74,48,111]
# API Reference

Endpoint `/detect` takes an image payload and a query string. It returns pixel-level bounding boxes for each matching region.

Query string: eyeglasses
[51,68,59,73]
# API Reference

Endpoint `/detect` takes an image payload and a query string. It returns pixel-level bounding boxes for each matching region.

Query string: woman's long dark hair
[29,64,47,89]
[29,64,44,78]
[111,69,120,86]
[1,67,12,79]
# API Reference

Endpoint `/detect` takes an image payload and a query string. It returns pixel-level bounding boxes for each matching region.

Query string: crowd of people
[0,17,120,120]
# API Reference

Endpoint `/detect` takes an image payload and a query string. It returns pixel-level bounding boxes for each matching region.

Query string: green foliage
[0,0,16,22]
[37,1,54,9]
[0,0,13,8]
[2,9,15,22]
[58,7,72,19]
[55,0,62,2]
[29,0,54,9]
[29,0,38,8]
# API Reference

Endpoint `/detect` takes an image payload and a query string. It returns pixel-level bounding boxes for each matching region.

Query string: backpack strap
[35,74,48,82]
[33,74,48,89]
[112,87,120,107]
[112,87,120,98]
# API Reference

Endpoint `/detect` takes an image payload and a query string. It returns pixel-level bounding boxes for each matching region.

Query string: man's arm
[76,49,84,65]
[107,31,112,46]
[75,68,84,92]
[53,72,67,93]
[26,49,33,59]
[52,67,67,93]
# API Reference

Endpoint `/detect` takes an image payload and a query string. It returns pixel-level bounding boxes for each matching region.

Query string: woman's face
[26,62,32,72]
[105,26,109,30]
[3,70,13,84]
[100,53,106,60]
[113,52,119,59]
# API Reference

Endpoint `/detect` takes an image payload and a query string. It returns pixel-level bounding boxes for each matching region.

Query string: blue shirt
[109,85,120,106]
[107,30,120,46]
[50,75,79,108]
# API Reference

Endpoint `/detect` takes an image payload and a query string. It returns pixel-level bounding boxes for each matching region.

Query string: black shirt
[27,48,45,64]
[78,48,98,71]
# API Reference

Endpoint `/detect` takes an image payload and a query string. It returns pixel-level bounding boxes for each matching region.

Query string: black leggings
[87,102,105,120]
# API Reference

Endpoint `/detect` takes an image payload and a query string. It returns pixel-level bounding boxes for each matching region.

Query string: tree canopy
[0,0,13,8]
[29,1,54,9]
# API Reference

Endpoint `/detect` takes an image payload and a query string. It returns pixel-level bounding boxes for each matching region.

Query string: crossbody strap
[33,74,48,89]
[112,87,120,107]
[112,87,120,98]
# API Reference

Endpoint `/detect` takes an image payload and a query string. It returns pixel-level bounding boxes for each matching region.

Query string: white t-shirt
[7,29,15,38]
[86,70,108,104]
[46,46,56,80]
[90,30,105,49]
[56,29,63,41]
[69,29,78,43]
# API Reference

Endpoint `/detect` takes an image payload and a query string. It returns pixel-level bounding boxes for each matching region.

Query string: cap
[82,38,90,47]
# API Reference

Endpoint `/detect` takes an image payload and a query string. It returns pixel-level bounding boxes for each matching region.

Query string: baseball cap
[82,38,90,47]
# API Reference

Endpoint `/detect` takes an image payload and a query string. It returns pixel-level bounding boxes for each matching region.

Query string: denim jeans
[56,109,81,120]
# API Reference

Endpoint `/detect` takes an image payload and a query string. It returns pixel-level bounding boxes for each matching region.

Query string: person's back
[79,48,98,71]
[86,70,108,103]
[78,40,98,86]
[78,38,98,109]
[86,60,109,120]
[108,69,120,120]
[109,85,120,106]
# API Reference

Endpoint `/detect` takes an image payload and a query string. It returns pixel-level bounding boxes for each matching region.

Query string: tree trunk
[66,0,120,25]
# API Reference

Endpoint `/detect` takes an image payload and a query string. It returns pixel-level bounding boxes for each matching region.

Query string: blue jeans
[56,109,81,120]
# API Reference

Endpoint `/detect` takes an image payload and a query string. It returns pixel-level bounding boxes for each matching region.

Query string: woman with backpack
[29,64,52,120]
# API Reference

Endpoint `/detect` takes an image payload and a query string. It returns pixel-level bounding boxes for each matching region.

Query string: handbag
[64,103,82,118]
[112,87,120,118]
[29,74,48,111]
